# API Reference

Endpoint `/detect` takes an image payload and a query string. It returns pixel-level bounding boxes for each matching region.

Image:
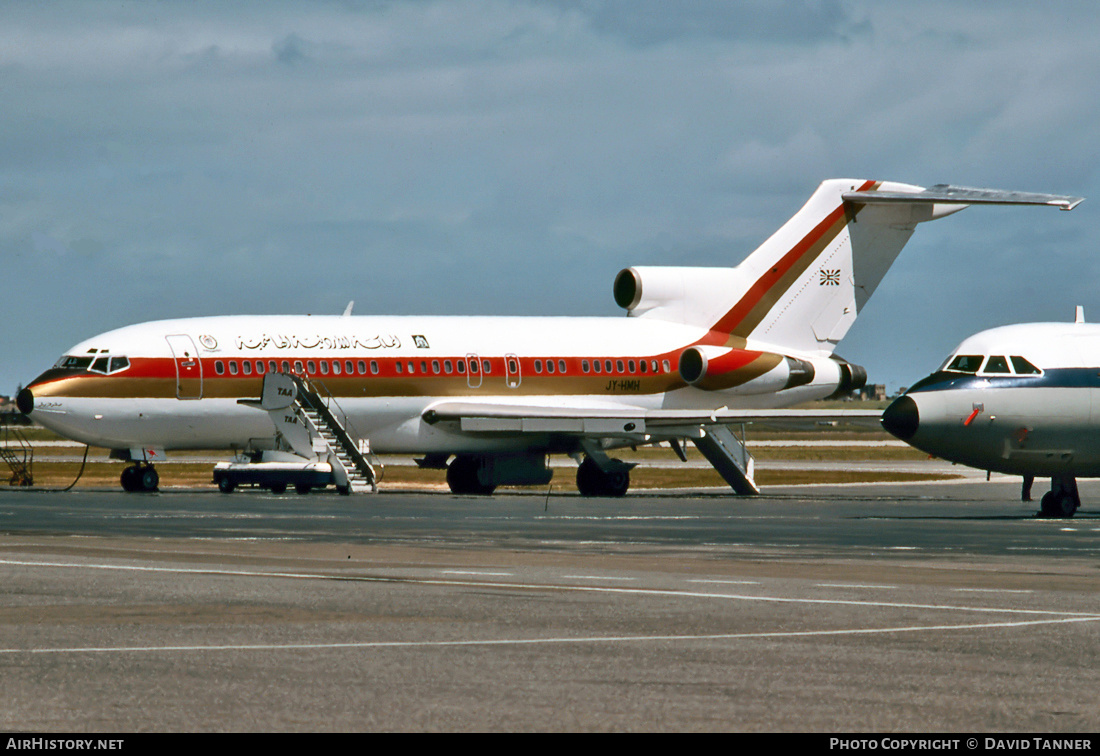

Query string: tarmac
[0,478,1098,732]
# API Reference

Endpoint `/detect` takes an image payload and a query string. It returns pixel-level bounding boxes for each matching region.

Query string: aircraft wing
[423,401,882,494]
[422,402,882,438]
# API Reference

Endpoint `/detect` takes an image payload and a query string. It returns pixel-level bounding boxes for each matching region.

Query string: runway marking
[2,616,1099,656]
[441,570,513,577]
[689,579,761,585]
[561,575,635,581]
[952,588,1033,594]
[1,558,1097,621]
[816,583,897,590]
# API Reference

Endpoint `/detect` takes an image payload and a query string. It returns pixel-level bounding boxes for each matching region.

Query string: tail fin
[616,179,1082,356]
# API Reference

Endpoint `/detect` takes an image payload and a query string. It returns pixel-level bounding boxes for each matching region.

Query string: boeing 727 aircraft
[18,179,1082,495]
[882,309,1099,518]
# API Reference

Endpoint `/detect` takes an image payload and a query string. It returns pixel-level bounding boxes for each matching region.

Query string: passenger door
[166,334,203,399]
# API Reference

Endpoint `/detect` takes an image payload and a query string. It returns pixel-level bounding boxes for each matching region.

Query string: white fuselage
[883,322,1100,476]
[23,314,849,455]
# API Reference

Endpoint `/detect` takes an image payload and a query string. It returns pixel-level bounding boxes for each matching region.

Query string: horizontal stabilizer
[843,184,1084,211]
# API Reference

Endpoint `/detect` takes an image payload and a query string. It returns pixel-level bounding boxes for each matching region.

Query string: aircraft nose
[15,387,33,416]
[881,395,919,441]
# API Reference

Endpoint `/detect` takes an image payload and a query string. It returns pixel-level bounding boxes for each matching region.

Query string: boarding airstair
[691,424,758,495]
[1,420,34,487]
[291,376,380,494]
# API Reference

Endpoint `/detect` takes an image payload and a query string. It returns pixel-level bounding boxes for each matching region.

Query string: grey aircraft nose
[881,394,919,441]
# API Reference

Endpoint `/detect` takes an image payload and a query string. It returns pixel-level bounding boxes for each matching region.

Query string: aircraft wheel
[576,457,629,498]
[139,466,159,492]
[295,483,312,495]
[120,465,140,492]
[218,478,235,494]
[1040,490,1076,519]
[446,456,495,495]
[269,483,287,495]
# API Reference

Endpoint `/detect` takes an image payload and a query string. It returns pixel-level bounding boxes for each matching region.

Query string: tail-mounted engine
[614,266,746,328]
[827,357,868,399]
[678,345,815,394]
[677,345,866,398]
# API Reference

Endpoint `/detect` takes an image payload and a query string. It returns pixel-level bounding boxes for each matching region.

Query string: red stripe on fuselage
[709,179,875,337]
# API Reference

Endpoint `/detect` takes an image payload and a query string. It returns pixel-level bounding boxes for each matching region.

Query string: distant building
[860,384,887,401]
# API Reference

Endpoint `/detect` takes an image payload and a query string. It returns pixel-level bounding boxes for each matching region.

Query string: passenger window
[582,360,590,373]
[243,361,252,375]
[946,355,983,373]
[1011,356,1042,375]
[558,360,566,373]
[215,361,225,375]
[534,360,543,373]
[983,356,1011,374]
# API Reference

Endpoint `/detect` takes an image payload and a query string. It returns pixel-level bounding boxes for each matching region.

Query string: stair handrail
[0,418,34,486]
[291,375,384,482]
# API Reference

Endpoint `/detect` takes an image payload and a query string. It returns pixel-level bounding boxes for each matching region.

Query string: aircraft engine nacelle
[678,346,867,398]
[678,345,816,394]
[614,266,746,326]
[827,357,868,399]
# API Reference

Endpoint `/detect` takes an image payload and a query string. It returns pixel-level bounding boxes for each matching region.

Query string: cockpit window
[982,355,1011,374]
[57,356,93,370]
[1010,356,1041,375]
[58,353,131,375]
[945,355,983,373]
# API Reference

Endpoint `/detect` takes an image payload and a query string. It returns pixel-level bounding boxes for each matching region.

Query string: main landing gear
[575,456,630,498]
[1037,475,1080,519]
[120,464,159,493]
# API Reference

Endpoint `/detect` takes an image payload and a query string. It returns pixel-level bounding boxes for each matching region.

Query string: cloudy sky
[3,1,1099,396]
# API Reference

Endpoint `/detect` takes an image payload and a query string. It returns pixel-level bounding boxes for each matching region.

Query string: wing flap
[423,402,881,437]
